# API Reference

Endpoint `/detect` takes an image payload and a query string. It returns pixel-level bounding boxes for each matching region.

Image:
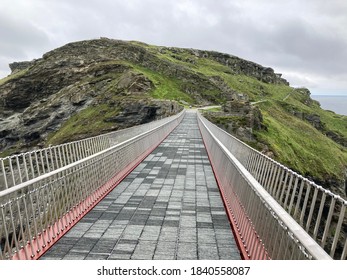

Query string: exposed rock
[204,100,265,144]
[9,60,37,73]
[288,107,347,148]
[117,71,153,95]
[0,41,189,152]
[325,131,347,148]
[105,99,180,126]
[196,50,289,85]
[305,114,324,130]
[0,39,345,205]
[223,100,252,115]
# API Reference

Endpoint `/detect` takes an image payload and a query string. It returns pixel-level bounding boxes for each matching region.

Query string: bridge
[0,109,346,260]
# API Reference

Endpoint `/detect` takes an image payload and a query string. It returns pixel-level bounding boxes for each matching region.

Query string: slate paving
[40,111,241,260]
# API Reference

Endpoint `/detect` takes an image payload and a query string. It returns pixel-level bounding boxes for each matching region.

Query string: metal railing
[0,113,182,191]
[0,111,184,260]
[198,111,335,260]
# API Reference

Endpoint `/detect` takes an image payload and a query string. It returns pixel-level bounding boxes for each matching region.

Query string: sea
[311,95,347,116]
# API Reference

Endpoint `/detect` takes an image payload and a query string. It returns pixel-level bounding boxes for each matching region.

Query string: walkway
[40,111,241,260]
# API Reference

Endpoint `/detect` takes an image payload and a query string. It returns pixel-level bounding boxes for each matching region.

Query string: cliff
[0,38,346,197]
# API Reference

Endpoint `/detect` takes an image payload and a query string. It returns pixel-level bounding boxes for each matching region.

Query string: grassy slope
[257,101,347,180]
[2,41,346,183]
[47,104,122,145]
[0,68,29,86]
[137,43,347,182]
[45,60,193,145]
[221,74,347,181]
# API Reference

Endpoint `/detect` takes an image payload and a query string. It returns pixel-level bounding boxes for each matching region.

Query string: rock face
[204,100,266,145]
[0,38,345,199]
[0,38,289,154]
[202,51,289,85]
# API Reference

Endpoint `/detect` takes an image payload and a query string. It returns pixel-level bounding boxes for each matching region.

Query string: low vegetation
[1,39,346,195]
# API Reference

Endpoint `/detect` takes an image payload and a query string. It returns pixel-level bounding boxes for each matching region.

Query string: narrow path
[40,111,240,260]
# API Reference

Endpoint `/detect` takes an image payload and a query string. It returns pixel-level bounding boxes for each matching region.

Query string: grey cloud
[0,0,346,94]
[0,10,51,74]
[250,18,347,76]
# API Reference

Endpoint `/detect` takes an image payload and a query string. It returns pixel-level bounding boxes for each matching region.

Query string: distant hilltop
[0,38,346,198]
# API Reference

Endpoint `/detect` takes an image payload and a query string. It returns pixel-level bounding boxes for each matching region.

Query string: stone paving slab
[40,111,241,260]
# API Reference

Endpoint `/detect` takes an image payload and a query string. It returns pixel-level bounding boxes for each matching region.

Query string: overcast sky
[1,0,346,95]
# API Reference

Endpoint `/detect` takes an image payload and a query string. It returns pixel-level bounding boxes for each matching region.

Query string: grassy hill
[0,38,346,196]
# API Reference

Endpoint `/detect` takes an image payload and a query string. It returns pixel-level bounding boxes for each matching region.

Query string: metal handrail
[198,111,337,260]
[0,110,185,260]
[0,113,182,191]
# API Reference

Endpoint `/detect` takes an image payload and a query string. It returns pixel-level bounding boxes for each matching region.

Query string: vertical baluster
[49,147,55,171]
[275,168,285,200]
[244,149,253,171]
[254,155,264,181]
[305,187,319,233]
[300,183,311,225]
[9,157,16,187]
[293,179,305,219]
[67,143,73,164]
[28,153,35,179]
[61,145,67,166]
[81,140,87,159]
[15,198,29,259]
[53,147,58,169]
[45,149,51,173]
[34,152,41,176]
[22,195,35,258]
[258,159,269,186]
[330,203,346,258]
[84,139,91,157]
[341,238,347,260]
[70,142,76,162]
[268,164,280,197]
[1,205,12,259]
[1,159,8,189]
[321,196,336,248]
[313,192,327,239]
[248,151,258,175]
[283,173,294,209]
[28,188,40,254]
[279,170,290,205]
[263,162,274,192]
[22,154,29,182]
[34,184,47,250]
[58,145,64,167]
[39,150,45,175]
[15,156,23,183]
[8,202,20,257]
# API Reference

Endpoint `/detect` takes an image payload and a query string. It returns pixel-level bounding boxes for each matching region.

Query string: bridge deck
[40,111,241,260]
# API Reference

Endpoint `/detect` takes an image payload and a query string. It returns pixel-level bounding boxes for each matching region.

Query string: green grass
[2,40,346,187]
[208,114,248,127]
[130,47,347,184]
[0,68,29,86]
[199,106,222,113]
[255,101,347,180]
[130,64,195,104]
[47,104,121,145]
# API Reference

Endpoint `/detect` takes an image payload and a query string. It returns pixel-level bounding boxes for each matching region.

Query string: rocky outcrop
[207,52,289,85]
[287,107,347,148]
[1,39,345,199]
[4,38,281,153]
[0,39,190,153]
[204,100,266,144]
[159,46,289,85]
[105,99,181,126]
[9,60,37,73]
